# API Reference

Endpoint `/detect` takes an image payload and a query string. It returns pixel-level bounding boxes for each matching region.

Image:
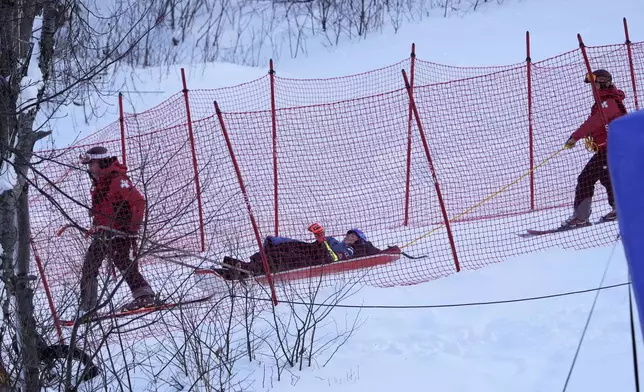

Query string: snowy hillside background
[25,0,644,390]
[39,0,644,150]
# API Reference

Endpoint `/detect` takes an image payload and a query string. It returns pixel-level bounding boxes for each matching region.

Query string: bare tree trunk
[14,183,39,391]
[0,361,10,392]
[0,1,56,390]
[0,102,50,392]
[0,180,39,391]
[13,111,49,390]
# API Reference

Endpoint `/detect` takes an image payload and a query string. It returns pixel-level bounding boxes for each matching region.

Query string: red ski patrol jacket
[90,160,146,234]
[570,86,627,151]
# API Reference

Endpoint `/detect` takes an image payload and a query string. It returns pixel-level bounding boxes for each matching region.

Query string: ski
[520,224,591,237]
[595,216,618,225]
[58,295,213,327]
[520,217,617,238]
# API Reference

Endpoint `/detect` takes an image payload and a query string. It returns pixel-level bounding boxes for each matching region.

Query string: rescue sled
[255,247,401,284]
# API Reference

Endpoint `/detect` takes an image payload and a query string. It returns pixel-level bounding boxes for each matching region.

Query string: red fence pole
[269,59,279,236]
[578,35,610,127]
[214,101,279,306]
[402,70,461,273]
[180,68,206,252]
[623,18,640,110]
[111,92,128,280]
[526,32,535,211]
[30,238,64,343]
[403,43,416,226]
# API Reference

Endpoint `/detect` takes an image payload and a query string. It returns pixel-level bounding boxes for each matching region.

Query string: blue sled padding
[608,109,644,331]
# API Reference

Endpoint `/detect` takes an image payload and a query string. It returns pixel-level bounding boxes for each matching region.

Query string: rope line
[401,147,565,249]
[232,281,628,309]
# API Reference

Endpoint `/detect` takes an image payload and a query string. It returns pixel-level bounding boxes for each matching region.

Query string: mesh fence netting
[25,40,643,340]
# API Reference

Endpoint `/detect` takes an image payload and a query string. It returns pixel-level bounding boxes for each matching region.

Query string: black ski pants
[80,234,153,312]
[572,150,614,220]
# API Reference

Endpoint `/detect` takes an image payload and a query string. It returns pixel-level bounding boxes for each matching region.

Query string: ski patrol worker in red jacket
[561,69,627,229]
[78,146,156,318]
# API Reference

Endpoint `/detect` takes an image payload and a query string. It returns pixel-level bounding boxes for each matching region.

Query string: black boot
[215,257,248,281]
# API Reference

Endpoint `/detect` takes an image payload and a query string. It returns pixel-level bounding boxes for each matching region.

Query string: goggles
[584,72,597,83]
[584,72,610,84]
[79,151,111,164]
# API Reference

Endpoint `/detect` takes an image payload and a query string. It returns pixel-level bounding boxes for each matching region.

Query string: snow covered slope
[34,0,644,390]
[256,245,633,392]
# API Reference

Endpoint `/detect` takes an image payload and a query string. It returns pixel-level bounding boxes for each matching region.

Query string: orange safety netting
[26,37,643,336]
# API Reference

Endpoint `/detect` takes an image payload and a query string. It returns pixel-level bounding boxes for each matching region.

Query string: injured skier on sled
[211,226,399,280]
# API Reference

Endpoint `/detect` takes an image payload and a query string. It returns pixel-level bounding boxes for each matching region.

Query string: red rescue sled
[255,247,401,284]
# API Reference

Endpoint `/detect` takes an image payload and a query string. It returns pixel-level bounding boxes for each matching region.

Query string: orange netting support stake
[181,68,206,252]
[214,101,279,306]
[624,18,640,110]
[404,43,416,226]
[402,69,461,273]
[269,59,279,236]
[526,31,536,211]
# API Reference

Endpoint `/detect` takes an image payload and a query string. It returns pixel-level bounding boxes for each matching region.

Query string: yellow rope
[400,147,565,249]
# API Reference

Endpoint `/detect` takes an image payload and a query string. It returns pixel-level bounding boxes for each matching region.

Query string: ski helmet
[80,146,118,170]
[80,146,111,164]
[347,228,367,242]
[584,69,613,88]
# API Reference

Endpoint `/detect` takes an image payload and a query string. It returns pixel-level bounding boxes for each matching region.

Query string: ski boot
[560,215,591,230]
[600,209,617,222]
[120,294,158,312]
[213,257,249,281]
